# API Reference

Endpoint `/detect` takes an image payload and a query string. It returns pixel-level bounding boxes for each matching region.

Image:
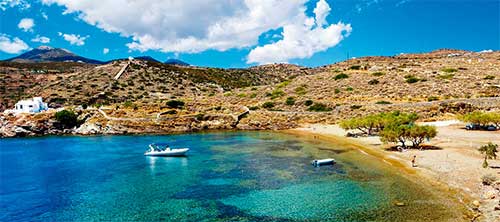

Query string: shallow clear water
[0,132,463,221]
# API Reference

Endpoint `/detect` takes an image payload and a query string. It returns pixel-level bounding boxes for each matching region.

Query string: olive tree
[380,124,437,149]
[478,142,498,168]
[460,111,500,128]
[340,111,418,136]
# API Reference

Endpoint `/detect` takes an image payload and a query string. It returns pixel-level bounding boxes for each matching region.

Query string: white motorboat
[144,144,189,156]
[311,158,335,167]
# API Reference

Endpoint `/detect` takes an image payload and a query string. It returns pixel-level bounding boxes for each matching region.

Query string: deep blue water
[0,132,461,221]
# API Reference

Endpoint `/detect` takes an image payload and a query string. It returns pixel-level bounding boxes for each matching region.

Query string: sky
[0,0,498,68]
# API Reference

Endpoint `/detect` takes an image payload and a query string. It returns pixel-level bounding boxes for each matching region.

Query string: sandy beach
[291,121,500,221]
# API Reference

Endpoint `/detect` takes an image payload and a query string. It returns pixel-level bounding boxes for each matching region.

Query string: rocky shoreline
[2,97,499,138]
[0,109,297,138]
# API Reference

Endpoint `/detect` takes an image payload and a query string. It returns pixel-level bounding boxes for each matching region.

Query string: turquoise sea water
[0,132,463,221]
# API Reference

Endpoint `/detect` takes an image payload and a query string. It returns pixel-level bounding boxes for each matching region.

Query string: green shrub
[368,79,379,85]
[404,75,420,83]
[166,100,185,109]
[441,68,458,73]
[438,74,454,80]
[334,88,341,94]
[267,89,285,99]
[304,100,313,106]
[249,106,260,110]
[406,77,420,83]
[164,110,177,115]
[484,75,495,80]
[372,72,385,76]
[195,113,204,121]
[334,73,349,80]
[350,105,362,110]
[249,93,257,98]
[276,80,290,89]
[285,97,295,106]
[295,85,307,95]
[55,110,78,129]
[346,87,354,91]
[237,93,247,98]
[262,102,275,109]
[427,96,439,101]
[123,101,135,108]
[349,65,361,70]
[307,103,332,112]
[375,101,392,105]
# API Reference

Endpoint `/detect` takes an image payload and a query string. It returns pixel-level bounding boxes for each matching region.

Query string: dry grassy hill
[0,59,307,110]
[1,49,498,120]
[1,49,499,137]
[229,50,499,111]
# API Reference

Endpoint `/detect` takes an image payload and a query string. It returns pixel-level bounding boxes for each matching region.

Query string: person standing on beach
[411,155,417,167]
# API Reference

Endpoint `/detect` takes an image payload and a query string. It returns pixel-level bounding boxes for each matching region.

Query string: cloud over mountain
[58,32,88,46]
[18,18,34,32]
[0,34,29,54]
[32,35,50,43]
[41,0,351,64]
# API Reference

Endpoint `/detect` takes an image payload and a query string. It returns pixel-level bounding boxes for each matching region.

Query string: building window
[20,105,23,109]
[29,105,33,108]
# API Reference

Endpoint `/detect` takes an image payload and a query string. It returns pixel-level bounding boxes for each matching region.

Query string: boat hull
[311,158,335,167]
[144,148,189,157]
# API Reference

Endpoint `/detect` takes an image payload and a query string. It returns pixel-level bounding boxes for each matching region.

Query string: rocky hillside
[1,49,499,138]
[0,58,306,110]
[230,49,499,110]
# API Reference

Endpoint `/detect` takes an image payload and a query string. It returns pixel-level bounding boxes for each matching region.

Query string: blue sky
[0,0,498,68]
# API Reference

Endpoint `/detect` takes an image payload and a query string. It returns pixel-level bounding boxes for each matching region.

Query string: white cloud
[59,33,88,46]
[31,35,51,43]
[247,0,351,64]
[103,48,109,54]
[314,0,330,27]
[355,0,379,13]
[41,0,351,61]
[478,49,493,53]
[18,18,34,32]
[0,34,29,54]
[396,0,411,7]
[41,12,48,20]
[0,0,30,11]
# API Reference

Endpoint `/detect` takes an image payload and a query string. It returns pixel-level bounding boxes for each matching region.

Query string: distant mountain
[164,59,189,66]
[106,56,162,64]
[133,56,161,63]
[5,46,104,64]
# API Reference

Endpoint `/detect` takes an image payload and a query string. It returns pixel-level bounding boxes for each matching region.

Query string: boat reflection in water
[146,155,189,173]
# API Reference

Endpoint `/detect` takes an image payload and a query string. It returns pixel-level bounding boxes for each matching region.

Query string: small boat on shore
[144,144,189,157]
[311,158,335,167]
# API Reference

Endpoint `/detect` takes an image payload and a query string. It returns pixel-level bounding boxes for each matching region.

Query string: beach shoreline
[287,122,500,221]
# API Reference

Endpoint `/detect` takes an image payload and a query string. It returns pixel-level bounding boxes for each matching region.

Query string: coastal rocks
[75,122,105,135]
[1,112,74,137]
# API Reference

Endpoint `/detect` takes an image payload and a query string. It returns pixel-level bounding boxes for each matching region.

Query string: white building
[5,97,48,114]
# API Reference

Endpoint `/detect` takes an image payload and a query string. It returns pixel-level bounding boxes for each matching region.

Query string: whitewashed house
[5,97,48,114]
